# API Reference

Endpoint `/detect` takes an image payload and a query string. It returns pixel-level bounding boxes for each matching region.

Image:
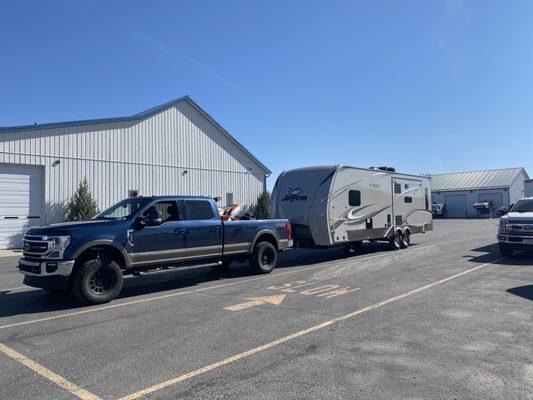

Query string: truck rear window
[185,200,215,220]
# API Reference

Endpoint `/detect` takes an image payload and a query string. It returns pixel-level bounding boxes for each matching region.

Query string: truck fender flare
[72,240,132,269]
[249,229,280,252]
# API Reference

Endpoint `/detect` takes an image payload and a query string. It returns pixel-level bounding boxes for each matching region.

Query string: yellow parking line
[118,257,503,400]
[0,342,101,400]
[0,251,394,331]
[0,237,473,331]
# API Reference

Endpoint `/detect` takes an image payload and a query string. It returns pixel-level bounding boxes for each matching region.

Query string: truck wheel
[400,230,410,248]
[250,242,277,274]
[71,258,123,305]
[499,244,514,257]
[389,231,402,250]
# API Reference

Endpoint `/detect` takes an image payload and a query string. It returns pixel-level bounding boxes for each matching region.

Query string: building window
[226,192,234,206]
[349,190,361,206]
[404,196,413,203]
[394,183,402,194]
[185,200,215,220]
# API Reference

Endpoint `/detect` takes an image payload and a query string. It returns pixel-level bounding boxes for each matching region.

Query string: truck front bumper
[497,234,533,250]
[18,258,75,289]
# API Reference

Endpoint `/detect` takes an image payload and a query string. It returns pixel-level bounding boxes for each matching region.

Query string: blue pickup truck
[18,196,293,304]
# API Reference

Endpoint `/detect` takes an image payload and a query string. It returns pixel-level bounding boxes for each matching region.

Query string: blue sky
[1,1,532,188]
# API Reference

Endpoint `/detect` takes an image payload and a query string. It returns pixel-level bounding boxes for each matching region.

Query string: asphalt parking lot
[0,219,531,400]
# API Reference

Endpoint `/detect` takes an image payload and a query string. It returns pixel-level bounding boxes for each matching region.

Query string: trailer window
[394,183,402,194]
[404,196,413,203]
[425,188,429,210]
[349,190,361,206]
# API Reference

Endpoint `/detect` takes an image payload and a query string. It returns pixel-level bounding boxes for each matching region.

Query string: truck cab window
[185,200,215,220]
[145,201,179,223]
[349,190,361,206]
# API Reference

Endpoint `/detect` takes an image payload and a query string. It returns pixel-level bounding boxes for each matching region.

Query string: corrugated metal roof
[431,168,529,191]
[0,96,271,174]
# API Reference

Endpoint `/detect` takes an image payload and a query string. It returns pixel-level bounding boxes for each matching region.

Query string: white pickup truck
[498,197,533,256]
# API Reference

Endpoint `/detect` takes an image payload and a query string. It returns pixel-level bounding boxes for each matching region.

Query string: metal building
[431,168,529,218]
[0,96,270,248]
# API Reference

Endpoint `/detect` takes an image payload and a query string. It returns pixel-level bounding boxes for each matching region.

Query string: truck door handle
[174,228,186,234]
[210,227,221,232]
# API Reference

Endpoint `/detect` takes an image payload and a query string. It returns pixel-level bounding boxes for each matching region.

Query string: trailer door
[392,178,424,228]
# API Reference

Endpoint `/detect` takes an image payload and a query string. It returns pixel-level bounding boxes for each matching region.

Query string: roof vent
[370,166,396,172]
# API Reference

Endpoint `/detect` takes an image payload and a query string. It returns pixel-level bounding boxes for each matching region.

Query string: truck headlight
[499,221,511,232]
[50,236,71,257]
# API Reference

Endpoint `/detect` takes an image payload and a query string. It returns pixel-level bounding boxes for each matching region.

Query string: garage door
[478,192,504,211]
[445,194,467,218]
[0,164,44,249]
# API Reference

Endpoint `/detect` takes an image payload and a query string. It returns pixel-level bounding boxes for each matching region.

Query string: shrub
[253,191,271,219]
[65,178,99,221]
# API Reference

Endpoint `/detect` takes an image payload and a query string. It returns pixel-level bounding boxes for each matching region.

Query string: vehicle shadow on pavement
[466,243,533,266]
[507,285,533,301]
[0,243,398,319]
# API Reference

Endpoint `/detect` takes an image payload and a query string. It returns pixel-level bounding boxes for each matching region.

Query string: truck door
[183,199,222,260]
[132,200,187,265]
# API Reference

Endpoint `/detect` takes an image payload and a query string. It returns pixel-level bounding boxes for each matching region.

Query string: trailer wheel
[389,231,402,250]
[71,258,123,305]
[400,230,410,248]
[250,241,277,274]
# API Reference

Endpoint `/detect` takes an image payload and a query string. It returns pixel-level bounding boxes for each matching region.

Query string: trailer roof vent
[370,166,396,172]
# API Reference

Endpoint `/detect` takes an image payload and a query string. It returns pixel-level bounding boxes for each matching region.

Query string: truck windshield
[94,198,151,220]
[511,199,533,213]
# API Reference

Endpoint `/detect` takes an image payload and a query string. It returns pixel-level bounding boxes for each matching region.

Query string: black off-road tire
[249,242,277,274]
[400,230,411,249]
[389,231,402,251]
[71,258,123,305]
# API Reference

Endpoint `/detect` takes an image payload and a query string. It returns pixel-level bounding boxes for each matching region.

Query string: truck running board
[132,262,222,277]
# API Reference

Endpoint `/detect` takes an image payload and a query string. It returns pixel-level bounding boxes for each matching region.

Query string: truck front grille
[23,235,52,256]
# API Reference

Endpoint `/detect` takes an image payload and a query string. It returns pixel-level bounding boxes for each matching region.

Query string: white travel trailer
[270,165,433,250]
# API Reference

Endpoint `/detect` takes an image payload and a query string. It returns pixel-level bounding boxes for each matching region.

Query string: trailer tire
[71,258,123,305]
[249,241,277,274]
[400,230,410,248]
[389,231,402,250]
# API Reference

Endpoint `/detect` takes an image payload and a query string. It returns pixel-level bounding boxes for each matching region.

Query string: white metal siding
[0,102,265,225]
[0,164,44,248]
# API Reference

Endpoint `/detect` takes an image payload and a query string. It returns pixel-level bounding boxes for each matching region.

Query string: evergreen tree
[65,178,99,221]
[253,191,271,219]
